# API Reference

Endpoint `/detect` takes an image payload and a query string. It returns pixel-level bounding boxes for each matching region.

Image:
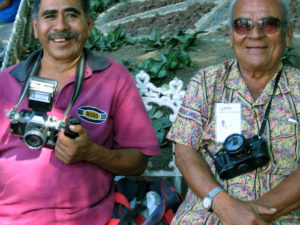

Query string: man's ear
[87,15,94,36]
[227,25,234,48]
[285,23,294,47]
[32,19,39,39]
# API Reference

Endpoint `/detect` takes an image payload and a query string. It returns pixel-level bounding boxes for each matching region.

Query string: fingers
[55,126,93,164]
[248,202,276,224]
[257,205,277,215]
[250,202,277,215]
[217,199,273,225]
[65,124,83,136]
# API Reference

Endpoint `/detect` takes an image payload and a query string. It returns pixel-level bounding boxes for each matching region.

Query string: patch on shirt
[77,106,107,124]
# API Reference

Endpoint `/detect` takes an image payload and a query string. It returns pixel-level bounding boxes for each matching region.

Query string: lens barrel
[24,127,47,149]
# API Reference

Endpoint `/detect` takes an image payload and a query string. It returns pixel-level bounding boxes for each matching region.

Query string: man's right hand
[213,192,277,225]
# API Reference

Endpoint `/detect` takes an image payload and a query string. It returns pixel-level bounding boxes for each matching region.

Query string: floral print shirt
[167,59,300,225]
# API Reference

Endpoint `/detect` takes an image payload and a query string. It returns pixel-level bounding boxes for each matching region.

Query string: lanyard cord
[7,51,86,126]
[258,69,282,138]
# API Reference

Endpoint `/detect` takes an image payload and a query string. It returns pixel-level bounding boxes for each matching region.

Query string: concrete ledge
[96,0,219,36]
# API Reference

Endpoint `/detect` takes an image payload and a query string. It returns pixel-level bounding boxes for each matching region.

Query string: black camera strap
[258,69,282,138]
[6,52,43,118]
[62,52,86,123]
[7,50,86,126]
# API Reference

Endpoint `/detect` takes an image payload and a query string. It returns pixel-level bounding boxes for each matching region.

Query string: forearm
[86,143,149,175]
[174,143,220,198]
[55,126,150,175]
[256,168,300,219]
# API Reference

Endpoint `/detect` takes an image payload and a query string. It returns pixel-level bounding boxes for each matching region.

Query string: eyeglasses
[233,17,282,35]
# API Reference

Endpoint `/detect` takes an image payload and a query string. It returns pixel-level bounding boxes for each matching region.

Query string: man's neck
[238,66,277,101]
[38,54,82,92]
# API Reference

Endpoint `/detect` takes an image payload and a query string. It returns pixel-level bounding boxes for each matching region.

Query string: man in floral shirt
[168,0,299,224]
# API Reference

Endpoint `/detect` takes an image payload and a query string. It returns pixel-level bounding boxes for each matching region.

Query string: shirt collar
[225,59,291,104]
[223,59,244,90]
[10,48,111,82]
[225,59,289,93]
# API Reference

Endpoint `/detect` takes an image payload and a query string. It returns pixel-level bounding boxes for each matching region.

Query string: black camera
[7,77,80,149]
[213,133,270,179]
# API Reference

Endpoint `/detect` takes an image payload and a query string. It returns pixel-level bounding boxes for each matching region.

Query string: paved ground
[0,22,14,67]
[0,22,14,47]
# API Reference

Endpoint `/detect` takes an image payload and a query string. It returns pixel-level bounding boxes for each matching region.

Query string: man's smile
[47,32,78,43]
[52,37,70,43]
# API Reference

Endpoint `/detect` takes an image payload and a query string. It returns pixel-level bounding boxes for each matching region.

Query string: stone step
[96,0,226,37]
[96,0,300,39]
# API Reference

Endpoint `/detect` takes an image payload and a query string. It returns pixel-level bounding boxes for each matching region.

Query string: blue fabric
[0,0,21,23]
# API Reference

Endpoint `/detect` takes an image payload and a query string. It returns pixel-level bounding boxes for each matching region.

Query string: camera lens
[24,128,47,149]
[224,134,247,158]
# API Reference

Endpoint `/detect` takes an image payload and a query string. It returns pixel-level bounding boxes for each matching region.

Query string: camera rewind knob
[64,117,81,139]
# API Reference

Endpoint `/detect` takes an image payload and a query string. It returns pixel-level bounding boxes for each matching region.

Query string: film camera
[213,133,270,179]
[8,77,79,149]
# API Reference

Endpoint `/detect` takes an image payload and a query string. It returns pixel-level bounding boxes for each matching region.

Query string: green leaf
[166,30,205,50]
[159,53,167,62]
[157,67,168,78]
[138,26,166,51]
[150,61,165,74]
[153,110,164,119]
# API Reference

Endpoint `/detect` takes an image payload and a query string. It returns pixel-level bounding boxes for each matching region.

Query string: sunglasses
[233,17,282,35]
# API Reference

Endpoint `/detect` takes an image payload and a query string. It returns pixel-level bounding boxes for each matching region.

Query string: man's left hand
[55,124,95,164]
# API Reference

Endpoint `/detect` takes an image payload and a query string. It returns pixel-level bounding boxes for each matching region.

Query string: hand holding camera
[7,77,82,149]
[64,117,81,139]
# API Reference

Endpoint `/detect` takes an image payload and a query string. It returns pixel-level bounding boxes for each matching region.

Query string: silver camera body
[9,77,62,149]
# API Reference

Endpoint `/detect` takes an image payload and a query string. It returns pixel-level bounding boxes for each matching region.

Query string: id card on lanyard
[215,103,241,143]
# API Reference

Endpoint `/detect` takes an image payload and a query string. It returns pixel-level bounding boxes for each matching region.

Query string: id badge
[216,103,241,143]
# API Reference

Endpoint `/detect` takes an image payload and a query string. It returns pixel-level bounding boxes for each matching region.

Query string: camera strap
[62,52,86,123]
[6,52,43,118]
[7,50,86,125]
[258,69,282,138]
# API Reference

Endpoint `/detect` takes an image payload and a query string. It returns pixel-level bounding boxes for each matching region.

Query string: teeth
[53,38,67,42]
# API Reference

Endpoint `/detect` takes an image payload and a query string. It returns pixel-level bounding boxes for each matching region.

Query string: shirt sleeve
[111,64,160,157]
[167,70,209,151]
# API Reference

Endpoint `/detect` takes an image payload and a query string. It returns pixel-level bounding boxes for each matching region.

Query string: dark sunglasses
[233,17,282,35]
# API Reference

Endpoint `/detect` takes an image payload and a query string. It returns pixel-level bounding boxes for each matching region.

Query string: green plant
[166,30,205,50]
[121,59,136,73]
[90,0,126,18]
[137,48,193,84]
[165,48,193,70]
[282,46,297,66]
[138,26,167,51]
[85,27,103,51]
[20,41,42,60]
[87,26,129,52]
[147,106,172,148]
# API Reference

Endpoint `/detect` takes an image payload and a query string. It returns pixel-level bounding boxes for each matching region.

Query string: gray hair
[32,0,90,21]
[229,0,291,31]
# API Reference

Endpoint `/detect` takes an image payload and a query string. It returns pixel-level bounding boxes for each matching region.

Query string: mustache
[46,32,79,41]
